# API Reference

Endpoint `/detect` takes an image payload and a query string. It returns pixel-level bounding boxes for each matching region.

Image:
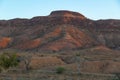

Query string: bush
[0,52,19,72]
[76,53,80,56]
[56,67,66,74]
[112,73,120,80]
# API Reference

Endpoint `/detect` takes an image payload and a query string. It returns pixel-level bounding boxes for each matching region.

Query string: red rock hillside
[0,10,120,52]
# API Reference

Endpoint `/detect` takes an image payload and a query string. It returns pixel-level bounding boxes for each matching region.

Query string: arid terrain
[0,10,120,80]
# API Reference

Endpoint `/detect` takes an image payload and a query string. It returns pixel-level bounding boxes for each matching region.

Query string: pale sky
[0,0,120,20]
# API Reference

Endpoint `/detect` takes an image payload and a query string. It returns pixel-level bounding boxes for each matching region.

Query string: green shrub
[112,73,120,80]
[56,67,66,74]
[76,53,80,56]
[0,52,19,72]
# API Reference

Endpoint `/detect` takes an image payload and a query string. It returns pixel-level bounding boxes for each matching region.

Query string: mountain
[0,10,120,52]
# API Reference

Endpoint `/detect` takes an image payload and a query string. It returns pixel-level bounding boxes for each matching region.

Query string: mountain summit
[0,10,120,52]
[49,10,86,19]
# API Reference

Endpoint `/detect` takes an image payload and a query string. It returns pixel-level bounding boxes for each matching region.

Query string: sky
[0,0,120,20]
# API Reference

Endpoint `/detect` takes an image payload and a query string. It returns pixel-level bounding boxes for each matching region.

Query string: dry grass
[0,71,116,80]
[0,46,120,80]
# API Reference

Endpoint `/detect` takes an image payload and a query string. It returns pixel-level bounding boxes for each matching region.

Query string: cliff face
[93,20,120,49]
[0,10,120,51]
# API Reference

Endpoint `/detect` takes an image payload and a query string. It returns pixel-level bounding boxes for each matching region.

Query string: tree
[0,52,19,72]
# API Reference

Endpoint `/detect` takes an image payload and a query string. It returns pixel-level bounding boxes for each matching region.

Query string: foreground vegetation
[0,47,120,80]
[0,70,119,80]
[0,52,19,73]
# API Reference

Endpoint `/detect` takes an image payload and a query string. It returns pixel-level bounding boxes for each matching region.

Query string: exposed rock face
[29,56,65,69]
[0,37,11,48]
[0,10,120,51]
[93,20,120,49]
[49,10,86,19]
[82,61,120,73]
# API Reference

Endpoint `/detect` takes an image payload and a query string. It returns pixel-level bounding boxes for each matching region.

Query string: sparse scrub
[56,66,66,74]
[0,52,19,72]
[76,53,80,56]
[112,73,120,80]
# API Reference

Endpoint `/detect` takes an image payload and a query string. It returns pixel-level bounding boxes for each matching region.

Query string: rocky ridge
[0,10,120,51]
